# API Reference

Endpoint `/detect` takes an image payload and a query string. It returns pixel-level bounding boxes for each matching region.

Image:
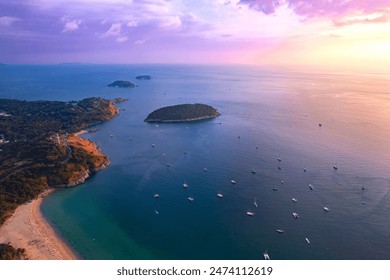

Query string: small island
[144,103,220,123]
[108,80,136,88]
[136,75,151,80]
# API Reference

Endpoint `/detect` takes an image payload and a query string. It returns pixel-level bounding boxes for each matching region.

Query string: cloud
[134,39,146,45]
[334,12,390,26]
[62,19,82,32]
[238,0,390,20]
[0,16,21,26]
[100,22,129,43]
[100,23,122,38]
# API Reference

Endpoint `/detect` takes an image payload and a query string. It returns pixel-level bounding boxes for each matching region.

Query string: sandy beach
[0,189,78,260]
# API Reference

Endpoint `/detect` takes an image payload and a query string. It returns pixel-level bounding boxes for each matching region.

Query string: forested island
[136,75,151,80]
[0,97,120,258]
[108,80,136,88]
[144,104,220,123]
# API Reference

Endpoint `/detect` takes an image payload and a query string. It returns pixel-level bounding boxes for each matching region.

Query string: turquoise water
[1,64,390,259]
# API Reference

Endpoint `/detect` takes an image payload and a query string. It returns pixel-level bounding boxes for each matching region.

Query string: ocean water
[1,64,389,260]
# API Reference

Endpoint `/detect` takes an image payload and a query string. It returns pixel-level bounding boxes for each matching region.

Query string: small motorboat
[333,165,338,170]
[254,197,258,208]
[203,168,208,172]
[153,193,160,199]
[292,212,299,219]
[263,251,270,260]
[154,209,159,215]
[309,184,314,190]
[188,196,194,202]
[217,192,223,198]
[151,144,156,147]
[246,211,255,216]
[272,187,279,191]
[305,237,311,244]
[323,207,330,212]
[230,180,236,184]
[251,169,256,174]
[276,229,284,234]
[292,198,298,202]
[183,182,188,188]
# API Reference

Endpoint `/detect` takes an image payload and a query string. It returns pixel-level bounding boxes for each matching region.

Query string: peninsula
[108,80,136,88]
[0,97,120,259]
[144,103,220,123]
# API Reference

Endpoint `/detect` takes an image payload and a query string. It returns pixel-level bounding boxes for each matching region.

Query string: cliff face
[63,134,110,187]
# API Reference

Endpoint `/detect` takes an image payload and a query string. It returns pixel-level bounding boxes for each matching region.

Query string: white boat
[305,237,310,244]
[203,168,208,172]
[151,144,156,147]
[188,196,194,202]
[292,198,298,202]
[263,251,270,260]
[292,212,299,219]
[217,192,223,198]
[246,211,255,216]
[254,197,258,208]
[183,182,188,188]
[309,184,314,190]
[154,209,159,215]
[230,180,236,184]
[153,193,160,198]
[272,187,279,191]
[277,157,282,162]
[323,207,330,212]
[276,229,284,234]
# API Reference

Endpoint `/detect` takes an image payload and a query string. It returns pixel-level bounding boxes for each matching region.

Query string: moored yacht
[323,207,330,212]
[292,212,299,219]
[246,211,255,216]
[230,180,236,184]
[263,251,270,260]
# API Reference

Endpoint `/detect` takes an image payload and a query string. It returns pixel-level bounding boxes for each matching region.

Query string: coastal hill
[108,80,136,88]
[0,97,119,229]
[144,104,220,123]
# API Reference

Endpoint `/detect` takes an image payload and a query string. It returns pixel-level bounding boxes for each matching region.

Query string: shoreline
[0,189,78,260]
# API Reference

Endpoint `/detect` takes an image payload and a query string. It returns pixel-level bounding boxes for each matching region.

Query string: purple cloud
[239,0,390,20]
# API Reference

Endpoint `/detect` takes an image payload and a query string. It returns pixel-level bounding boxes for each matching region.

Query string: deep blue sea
[1,64,389,260]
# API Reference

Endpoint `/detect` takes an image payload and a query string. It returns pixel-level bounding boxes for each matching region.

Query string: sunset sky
[0,0,389,71]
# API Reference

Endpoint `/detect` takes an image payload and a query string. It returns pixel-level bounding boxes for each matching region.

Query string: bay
[1,64,389,259]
